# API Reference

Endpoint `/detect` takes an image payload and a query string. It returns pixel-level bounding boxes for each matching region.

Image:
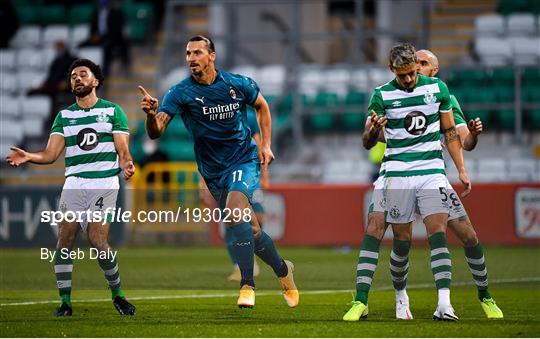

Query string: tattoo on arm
[443,127,459,143]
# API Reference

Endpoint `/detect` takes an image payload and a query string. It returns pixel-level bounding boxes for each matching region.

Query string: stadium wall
[210,183,540,246]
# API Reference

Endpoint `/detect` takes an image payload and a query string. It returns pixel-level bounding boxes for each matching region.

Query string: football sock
[464,243,491,301]
[96,251,123,299]
[429,232,453,304]
[53,249,73,306]
[226,222,255,287]
[254,231,288,277]
[390,239,410,291]
[354,234,381,304]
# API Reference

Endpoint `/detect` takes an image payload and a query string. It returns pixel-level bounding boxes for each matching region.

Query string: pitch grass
[1,246,539,337]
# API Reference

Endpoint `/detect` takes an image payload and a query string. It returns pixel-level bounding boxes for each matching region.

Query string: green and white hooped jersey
[50,99,129,178]
[450,94,466,128]
[368,74,452,178]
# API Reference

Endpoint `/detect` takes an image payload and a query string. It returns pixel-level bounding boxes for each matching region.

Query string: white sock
[395,289,409,303]
[438,288,450,306]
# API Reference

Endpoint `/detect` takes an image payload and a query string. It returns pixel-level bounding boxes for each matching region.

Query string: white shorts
[383,174,450,224]
[445,178,468,221]
[58,176,119,231]
[370,176,385,214]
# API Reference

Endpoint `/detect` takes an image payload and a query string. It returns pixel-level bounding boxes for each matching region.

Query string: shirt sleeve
[50,112,64,136]
[450,94,467,127]
[367,89,385,117]
[158,87,183,118]
[246,107,260,135]
[112,105,130,134]
[438,79,452,113]
[241,76,260,106]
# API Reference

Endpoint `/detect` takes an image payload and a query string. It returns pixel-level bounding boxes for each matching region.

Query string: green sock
[53,249,73,306]
[428,232,452,290]
[354,234,381,304]
[96,250,122,300]
[390,239,410,291]
[464,243,491,301]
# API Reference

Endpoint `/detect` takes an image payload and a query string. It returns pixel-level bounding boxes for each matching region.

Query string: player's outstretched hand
[138,85,158,116]
[259,145,275,166]
[6,147,29,167]
[370,110,387,131]
[459,169,472,197]
[468,117,483,136]
[122,160,135,181]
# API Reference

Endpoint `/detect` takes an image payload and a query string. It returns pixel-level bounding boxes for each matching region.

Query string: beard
[72,84,94,98]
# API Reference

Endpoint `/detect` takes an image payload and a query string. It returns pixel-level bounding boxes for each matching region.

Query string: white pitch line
[1,276,539,307]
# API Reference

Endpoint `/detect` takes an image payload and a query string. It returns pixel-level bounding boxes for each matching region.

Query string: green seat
[308,92,339,132]
[69,4,95,25]
[522,86,540,103]
[124,2,154,41]
[494,86,514,103]
[340,113,366,131]
[274,113,292,130]
[530,110,540,129]
[468,110,490,129]
[159,140,195,161]
[474,90,497,103]
[162,120,190,140]
[522,68,540,86]
[40,5,65,24]
[496,109,515,130]
[491,68,514,87]
[130,139,145,165]
[13,5,40,24]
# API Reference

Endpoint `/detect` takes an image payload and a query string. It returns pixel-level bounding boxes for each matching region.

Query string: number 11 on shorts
[232,170,243,182]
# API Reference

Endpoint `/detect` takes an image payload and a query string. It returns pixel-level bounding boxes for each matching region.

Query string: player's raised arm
[460,117,483,151]
[441,110,471,197]
[362,111,387,150]
[138,85,171,139]
[6,134,65,166]
[252,93,275,166]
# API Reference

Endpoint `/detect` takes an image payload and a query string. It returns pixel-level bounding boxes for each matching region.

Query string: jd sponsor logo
[404,111,427,135]
[77,128,99,150]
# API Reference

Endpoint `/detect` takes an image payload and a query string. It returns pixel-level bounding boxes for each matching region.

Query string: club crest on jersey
[390,206,401,219]
[96,111,109,123]
[229,88,236,100]
[423,91,436,105]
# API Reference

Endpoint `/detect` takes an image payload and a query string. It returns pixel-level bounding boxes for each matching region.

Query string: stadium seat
[498,0,533,14]
[0,119,23,144]
[161,119,191,140]
[20,95,51,118]
[529,109,540,129]
[350,69,369,92]
[523,67,540,86]
[69,25,90,50]
[22,118,44,137]
[322,67,350,97]
[230,65,258,80]
[299,67,324,96]
[0,50,16,71]
[10,26,42,48]
[42,25,70,48]
[258,64,285,96]
[468,109,490,129]
[15,70,45,94]
[0,72,18,94]
[522,86,540,103]
[308,91,339,132]
[475,15,505,36]
[77,47,104,67]
[508,158,537,181]
[494,86,514,103]
[158,140,195,161]
[506,13,537,36]
[0,95,20,119]
[492,68,515,86]
[124,2,154,41]
[510,37,540,66]
[69,4,95,25]
[40,5,66,25]
[16,48,45,70]
[340,91,367,131]
[475,37,512,66]
[495,109,515,130]
[476,158,506,182]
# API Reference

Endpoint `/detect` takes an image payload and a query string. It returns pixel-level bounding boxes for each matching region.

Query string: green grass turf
[1,246,539,337]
